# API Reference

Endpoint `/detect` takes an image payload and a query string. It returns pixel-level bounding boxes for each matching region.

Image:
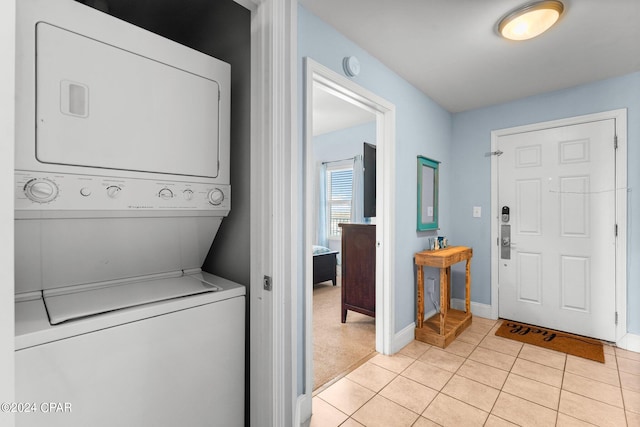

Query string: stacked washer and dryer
[14,1,245,426]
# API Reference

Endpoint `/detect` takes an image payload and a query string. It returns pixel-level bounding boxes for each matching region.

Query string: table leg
[465,258,471,313]
[417,265,424,328]
[439,267,448,335]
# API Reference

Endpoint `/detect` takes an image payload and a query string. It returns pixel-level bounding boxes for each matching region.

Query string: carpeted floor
[313,274,376,391]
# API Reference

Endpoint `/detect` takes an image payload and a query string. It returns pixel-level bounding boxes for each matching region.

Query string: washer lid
[43,273,221,325]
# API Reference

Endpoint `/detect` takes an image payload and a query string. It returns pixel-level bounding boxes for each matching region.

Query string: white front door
[497,119,617,341]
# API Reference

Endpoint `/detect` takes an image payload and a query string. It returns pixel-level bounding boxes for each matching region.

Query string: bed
[312,245,338,286]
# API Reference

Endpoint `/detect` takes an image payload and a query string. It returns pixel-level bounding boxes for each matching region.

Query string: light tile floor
[310,317,640,426]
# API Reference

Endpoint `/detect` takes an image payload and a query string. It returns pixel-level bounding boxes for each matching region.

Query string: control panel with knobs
[207,188,225,206]
[106,185,122,199]
[24,178,59,203]
[15,171,230,212]
[158,188,174,200]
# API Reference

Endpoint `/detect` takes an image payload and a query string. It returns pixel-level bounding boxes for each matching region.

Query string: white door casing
[491,110,627,344]
[300,58,396,424]
[249,0,298,426]
[1,2,16,425]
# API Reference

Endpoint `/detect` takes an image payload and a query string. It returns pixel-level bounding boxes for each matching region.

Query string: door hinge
[263,275,272,291]
[615,224,618,237]
[614,135,618,150]
[615,311,618,325]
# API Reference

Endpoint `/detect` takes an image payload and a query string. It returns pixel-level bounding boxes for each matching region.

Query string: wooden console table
[415,246,472,348]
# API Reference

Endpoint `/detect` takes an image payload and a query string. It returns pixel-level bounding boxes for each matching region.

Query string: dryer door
[35,22,222,179]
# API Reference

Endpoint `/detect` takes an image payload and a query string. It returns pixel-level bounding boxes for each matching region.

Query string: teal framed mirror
[417,156,440,231]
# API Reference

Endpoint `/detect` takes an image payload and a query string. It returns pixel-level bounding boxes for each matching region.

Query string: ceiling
[299,0,640,113]
[312,85,376,136]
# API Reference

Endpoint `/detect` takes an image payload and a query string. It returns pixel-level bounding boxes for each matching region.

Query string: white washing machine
[14,1,244,426]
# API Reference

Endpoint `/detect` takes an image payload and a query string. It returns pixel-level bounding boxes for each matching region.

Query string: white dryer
[14,1,244,426]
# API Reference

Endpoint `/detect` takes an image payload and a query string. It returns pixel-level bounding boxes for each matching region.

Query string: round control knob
[207,188,225,206]
[183,189,194,201]
[24,178,59,203]
[80,187,92,197]
[106,185,122,199]
[158,188,174,200]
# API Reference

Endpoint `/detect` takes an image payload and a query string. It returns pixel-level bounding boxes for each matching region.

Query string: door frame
[1,2,16,424]
[490,109,628,344]
[248,0,297,425]
[299,58,396,420]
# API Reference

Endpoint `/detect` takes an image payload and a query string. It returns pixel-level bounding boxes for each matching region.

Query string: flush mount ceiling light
[498,0,564,41]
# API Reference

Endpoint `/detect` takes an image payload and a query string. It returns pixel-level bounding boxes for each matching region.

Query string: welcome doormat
[495,320,605,363]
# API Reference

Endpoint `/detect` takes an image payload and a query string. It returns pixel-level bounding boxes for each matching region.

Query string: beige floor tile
[457,329,485,346]
[616,347,640,362]
[491,392,558,427]
[401,360,453,391]
[379,376,437,414]
[511,358,563,388]
[318,377,375,415]
[422,393,488,426]
[441,339,476,358]
[309,397,348,427]
[478,335,523,357]
[469,346,516,371]
[340,418,364,427]
[620,370,640,393]
[502,373,560,409]
[565,355,620,387]
[618,356,640,376]
[418,347,466,372]
[562,371,624,408]
[441,374,500,412]
[488,322,502,336]
[518,343,566,370]
[473,317,499,332]
[627,410,640,426]
[558,390,627,427]
[411,416,441,427]
[603,350,618,370]
[352,395,419,427]
[473,316,498,326]
[398,340,431,359]
[346,362,396,393]
[368,353,414,374]
[467,321,494,336]
[603,343,616,355]
[456,358,509,389]
[484,414,519,427]
[623,387,640,414]
[555,413,595,426]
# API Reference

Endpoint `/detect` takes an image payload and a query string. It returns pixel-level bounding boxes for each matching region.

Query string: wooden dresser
[339,223,376,322]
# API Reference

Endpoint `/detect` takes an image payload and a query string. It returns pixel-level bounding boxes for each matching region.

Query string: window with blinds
[327,166,353,238]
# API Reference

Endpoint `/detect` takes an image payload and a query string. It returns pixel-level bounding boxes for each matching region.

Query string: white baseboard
[616,332,640,353]
[392,321,417,354]
[296,392,312,427]
[451,298,494,319]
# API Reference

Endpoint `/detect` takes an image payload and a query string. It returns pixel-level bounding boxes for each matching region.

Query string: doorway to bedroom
[304,58,396,394]
[311,101,376,390]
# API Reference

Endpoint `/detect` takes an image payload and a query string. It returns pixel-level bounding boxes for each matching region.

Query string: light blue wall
[450,71,640,334]
[298,4,453,346]
[313,122,376,254]
[313,121,375,163]
[298,12,640,401]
